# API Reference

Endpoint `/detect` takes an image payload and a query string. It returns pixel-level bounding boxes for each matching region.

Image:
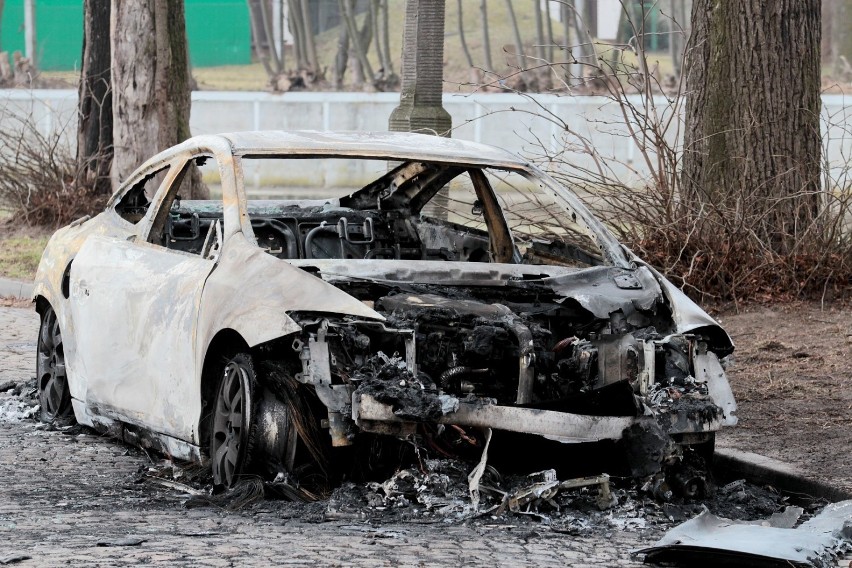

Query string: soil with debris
[714,301,852,494]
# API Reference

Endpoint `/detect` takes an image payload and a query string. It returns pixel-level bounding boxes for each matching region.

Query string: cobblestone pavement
[0,306,660,567]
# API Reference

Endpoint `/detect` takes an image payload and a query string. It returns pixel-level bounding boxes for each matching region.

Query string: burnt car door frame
[68,151,223,445]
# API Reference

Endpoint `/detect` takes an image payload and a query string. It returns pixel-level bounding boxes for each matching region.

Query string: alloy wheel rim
[211,361,249,487]
[37,308,68,419]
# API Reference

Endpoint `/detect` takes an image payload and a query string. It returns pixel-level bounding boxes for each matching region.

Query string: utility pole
[388,0,451,137]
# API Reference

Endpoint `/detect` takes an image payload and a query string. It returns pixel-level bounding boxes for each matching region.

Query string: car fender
[197,233,385,351]
[635,260,735,355]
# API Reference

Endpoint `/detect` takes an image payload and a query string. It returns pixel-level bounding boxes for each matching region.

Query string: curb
[0,278,33,300]
[713,447,852,502]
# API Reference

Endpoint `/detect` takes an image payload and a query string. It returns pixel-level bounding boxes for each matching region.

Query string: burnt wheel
[210,353,256,488]
[37,306,74,424]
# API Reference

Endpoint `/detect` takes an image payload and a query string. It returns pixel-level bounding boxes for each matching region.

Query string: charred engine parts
[285,292,726,462]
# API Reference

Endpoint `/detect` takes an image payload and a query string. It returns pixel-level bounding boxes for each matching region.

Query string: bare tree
[544,0,554,63]
[831,0,852,79]
[375,0,396,83]
[362,0,399,86]
[504,0,525,69]
[534,0,545,62]
[111,0,207,197]
[667,0,687,78]
[76,0,112,195]
[299,0,319,73]
[284,0,321,80]
[480,0,493,72]
[288,0,307,69]
[560,1,583,86]
[248,0,286,88]
[333,15,349,89]
[456,0,473,68]
[339,0,375,89]
[533,0,552,89]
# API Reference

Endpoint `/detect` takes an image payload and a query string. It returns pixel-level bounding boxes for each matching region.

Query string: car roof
[215,130,529,169]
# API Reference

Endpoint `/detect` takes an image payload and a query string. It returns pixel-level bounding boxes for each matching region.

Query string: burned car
[33,131,736,489]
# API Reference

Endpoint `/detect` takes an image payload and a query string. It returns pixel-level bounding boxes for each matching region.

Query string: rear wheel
[37,306,74,424]
[210,353,256,488]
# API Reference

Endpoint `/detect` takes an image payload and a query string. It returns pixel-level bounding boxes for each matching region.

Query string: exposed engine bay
[278,259,737,479]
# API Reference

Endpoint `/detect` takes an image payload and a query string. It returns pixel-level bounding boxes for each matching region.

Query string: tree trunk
[681,0,821,252]
[371,0,384,71]
[534,0,545,62]
[562,1,584,85]
[299,0,319,74]
[288,0,307,69]
[111,0,207,198]
[831,0,852,78]
[480,0,493,71]
[258,0,284,75]
[334,17,349,89]
[533,0,552,89]
[456,0,473,68]
[77,0,112,195]
[378,0,394,78]
[544,0,554,63]
[340,0,374,89]
[248,0,276,78]
[504,0,525,69]
[668,0,686,78]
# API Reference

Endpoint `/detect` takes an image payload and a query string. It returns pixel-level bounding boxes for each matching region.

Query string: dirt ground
[713,301,852,493]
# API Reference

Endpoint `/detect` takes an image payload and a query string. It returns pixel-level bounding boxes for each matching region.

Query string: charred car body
[33,131,736,488]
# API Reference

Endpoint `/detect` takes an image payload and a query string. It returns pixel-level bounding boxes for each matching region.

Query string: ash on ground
[0,378,39,422]
[2,371,816,538]
[323,458,800,535]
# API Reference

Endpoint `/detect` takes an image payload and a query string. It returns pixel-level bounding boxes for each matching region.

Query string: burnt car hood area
[270,253,736,480]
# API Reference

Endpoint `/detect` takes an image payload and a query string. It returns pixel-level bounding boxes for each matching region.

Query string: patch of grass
[193,63,270,91]
[0,231,49,281]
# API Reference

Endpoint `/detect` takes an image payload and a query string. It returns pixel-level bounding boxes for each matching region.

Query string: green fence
[185,0,251,68]
[0,0,250,71]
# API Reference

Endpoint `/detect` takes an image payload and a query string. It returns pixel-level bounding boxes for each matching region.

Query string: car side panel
[32,213,134,405]
[69,235,214,442]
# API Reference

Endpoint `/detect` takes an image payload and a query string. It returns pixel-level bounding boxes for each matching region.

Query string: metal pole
[24,0,36,66]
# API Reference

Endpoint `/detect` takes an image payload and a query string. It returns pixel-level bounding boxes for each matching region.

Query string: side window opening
[485,169,604,267]
[114,166,170,224]
[150,157,223,258]
[417,170,497,263]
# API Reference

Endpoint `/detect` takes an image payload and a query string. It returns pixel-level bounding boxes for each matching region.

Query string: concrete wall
[3,89,852,191]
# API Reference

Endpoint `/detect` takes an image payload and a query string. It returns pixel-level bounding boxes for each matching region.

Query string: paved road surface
[0,306,654,567]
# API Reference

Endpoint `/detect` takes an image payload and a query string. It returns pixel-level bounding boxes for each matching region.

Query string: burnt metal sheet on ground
[637,500,852,568]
